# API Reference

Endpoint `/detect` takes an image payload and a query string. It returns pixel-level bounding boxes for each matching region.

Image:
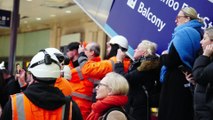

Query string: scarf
[86,95,128,120]
[160,20,202,82]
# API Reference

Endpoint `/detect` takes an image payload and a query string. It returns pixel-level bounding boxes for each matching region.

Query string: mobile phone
[178,65,192,73]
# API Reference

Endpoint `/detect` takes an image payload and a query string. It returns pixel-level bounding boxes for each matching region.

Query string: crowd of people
[0,6,212,120]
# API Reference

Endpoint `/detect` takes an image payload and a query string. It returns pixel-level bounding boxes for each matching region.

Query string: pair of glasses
[119,46,128,52]
[97,83,109,88]
[97,83,112,91]
[176,16,187,19]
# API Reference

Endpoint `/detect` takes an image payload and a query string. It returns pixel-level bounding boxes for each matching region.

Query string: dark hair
[2,69,9,74]
[105,44,119,59]
[0,70,5,107]
[16,63,20,67]
[63,55,70,65]
[32,74,56,85]
[0,70,5,88]
[67,42,80,51]
[3,62,8,72]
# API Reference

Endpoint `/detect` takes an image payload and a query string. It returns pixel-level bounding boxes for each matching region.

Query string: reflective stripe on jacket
[81,56,131,79]
[70,56,101,120]
[11,93,72,120]
[70,56,101,101]
[70,56,130,101]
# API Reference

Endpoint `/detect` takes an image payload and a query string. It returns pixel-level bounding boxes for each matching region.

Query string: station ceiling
[0,0,86,34]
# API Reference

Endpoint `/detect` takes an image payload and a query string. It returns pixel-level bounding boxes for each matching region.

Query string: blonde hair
[205,27,213,40]
[181,7,203,23]
[103,72,129,95]
[181,7,197,19]
[138,40,157,55]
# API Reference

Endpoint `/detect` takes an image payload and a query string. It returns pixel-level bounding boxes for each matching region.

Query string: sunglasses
[119,46,127,52]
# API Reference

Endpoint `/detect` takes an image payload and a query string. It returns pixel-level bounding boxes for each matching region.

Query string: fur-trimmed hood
[137,55,160,71]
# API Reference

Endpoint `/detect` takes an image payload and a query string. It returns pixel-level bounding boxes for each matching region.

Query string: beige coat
[99,110,127,120]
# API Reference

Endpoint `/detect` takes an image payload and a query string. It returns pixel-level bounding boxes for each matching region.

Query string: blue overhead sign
[0,9,11,28]
[104,0,213,55]
[74,0,213,59]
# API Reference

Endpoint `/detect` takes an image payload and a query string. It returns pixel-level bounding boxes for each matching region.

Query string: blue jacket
[160,19,203,82]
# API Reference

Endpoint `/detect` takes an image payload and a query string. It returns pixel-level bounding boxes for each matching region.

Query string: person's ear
[91,50,95,56]
[185,17,190,22]
[108,92,112,96]
[107,90,113,95]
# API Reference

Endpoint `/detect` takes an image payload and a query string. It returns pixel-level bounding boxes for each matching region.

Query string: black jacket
[158,44,194,120]
[0,82,82,120]
[193,55,213,120]
[1,76,21,108]
[114,55,160,120]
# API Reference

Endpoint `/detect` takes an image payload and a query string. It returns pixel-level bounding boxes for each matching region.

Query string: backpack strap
[64,96,72,120]
[103,107,129,120]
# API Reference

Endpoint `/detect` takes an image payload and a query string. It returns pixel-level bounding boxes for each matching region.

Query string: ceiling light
[36,17,42,21]
[26,0,32,2]
[65,10,71,13]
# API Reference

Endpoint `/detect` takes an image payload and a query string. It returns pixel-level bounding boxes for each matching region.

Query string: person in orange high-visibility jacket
[55,77,72,96]
[70,42,101,120]
[46,48,73,96]
[10,93,72,120]
[79,35,131,80]
[76,36,130,119]
[70,35,131,119]
[81,56,130,79]
[1,48,82,120]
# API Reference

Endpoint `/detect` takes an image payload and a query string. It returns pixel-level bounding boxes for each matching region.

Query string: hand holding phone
[178,65,192,73]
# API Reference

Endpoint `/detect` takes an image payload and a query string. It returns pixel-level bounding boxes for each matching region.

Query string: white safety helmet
[109,35,128,50]
[45,48,64,63]
[28,48,61,81]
